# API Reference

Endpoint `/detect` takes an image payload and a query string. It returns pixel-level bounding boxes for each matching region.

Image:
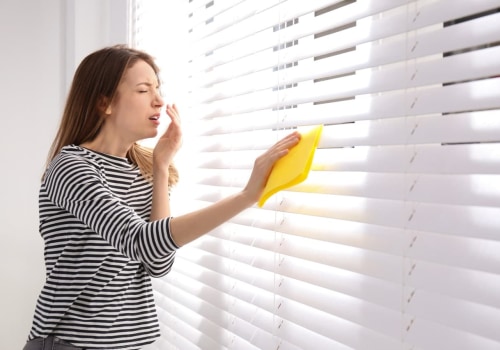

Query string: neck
[80,138,131,158]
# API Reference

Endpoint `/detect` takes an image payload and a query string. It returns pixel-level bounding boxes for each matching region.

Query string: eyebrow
[136,82,157,87]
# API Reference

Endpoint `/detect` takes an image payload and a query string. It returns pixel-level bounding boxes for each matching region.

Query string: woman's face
[105,59,164,144]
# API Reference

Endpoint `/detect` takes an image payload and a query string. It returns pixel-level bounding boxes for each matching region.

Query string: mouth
[149,115,160,126]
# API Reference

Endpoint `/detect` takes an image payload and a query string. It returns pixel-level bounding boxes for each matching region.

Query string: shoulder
[44,145,102,184]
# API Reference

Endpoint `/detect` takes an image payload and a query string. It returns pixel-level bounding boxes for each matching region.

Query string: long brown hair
[45,45,178,186]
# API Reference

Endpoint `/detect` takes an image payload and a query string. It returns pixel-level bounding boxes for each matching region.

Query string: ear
[104,104,112,115]
[98,96,112,116]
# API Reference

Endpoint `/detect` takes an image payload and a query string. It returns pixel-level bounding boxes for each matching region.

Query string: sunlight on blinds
[133,0,500,349]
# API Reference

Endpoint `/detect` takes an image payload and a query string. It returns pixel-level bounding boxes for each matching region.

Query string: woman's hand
[150,104,182,221]
[242,131,301,203]
[153,104,182,170]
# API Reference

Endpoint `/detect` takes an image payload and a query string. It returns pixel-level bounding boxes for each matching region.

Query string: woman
[23,45,300,349]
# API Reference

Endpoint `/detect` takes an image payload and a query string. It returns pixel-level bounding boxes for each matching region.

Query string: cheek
[113,99,143,119]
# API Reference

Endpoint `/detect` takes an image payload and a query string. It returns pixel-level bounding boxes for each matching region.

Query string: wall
[0,1,127,348]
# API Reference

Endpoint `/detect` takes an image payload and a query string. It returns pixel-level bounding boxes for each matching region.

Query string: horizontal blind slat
[211,219,500,276]
[188,0,408,59]
[191,110,500,150]
[189,2,500,77]
[269,193,500,240]
[204,225,500,307]
[190,142,500,174]
[164,250,406,350]
[174,238,405,311]
[178,192,500,241]
[193,45,500,106]
[154,289,231,349]
[188,0,281,41]
[192,75,500,118]
[170,249,406,349]
[404,289,500,343]
[157,274,273,350]
[312,143,500,174]
[187,0,242,29]
[404,318,500,350]
[273,296,403,350]
[189,169,500,207]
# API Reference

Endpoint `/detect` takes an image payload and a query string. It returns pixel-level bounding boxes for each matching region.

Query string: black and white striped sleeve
[43,154,179,277]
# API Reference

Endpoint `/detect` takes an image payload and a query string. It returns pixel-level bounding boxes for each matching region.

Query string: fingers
[159,104,183,146]
[272,131,301,150]
[164,104,181,131]
[256,132,301,173]
[166,104,180,124]
[267,131,301,159]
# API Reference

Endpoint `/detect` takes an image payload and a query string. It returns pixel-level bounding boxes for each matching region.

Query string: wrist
[239,189,258,208]
[153,163,170,176]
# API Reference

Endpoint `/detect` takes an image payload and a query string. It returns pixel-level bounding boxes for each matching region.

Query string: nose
[154,90,164,108]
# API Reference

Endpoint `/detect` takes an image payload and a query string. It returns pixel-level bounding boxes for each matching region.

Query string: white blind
[133,1,500,349]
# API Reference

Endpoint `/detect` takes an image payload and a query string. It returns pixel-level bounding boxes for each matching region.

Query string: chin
[147,130,159,138]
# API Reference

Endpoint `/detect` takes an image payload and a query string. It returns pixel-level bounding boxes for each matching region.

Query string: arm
[169,131,300,246]
[43,153,178,277]
[150,165,171,221]
[169,191,253,246]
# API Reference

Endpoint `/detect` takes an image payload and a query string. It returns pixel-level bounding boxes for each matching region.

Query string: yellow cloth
[258,125,323,207]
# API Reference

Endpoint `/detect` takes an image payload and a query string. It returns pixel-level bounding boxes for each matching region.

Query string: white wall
[0,1,128,348]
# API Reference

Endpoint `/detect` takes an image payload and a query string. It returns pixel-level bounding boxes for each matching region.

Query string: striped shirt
[27,145,178,349]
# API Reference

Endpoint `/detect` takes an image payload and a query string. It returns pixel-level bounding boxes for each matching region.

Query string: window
[134,1,500,349]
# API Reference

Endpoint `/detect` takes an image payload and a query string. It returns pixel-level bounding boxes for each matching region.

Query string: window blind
[133,1,500,349]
